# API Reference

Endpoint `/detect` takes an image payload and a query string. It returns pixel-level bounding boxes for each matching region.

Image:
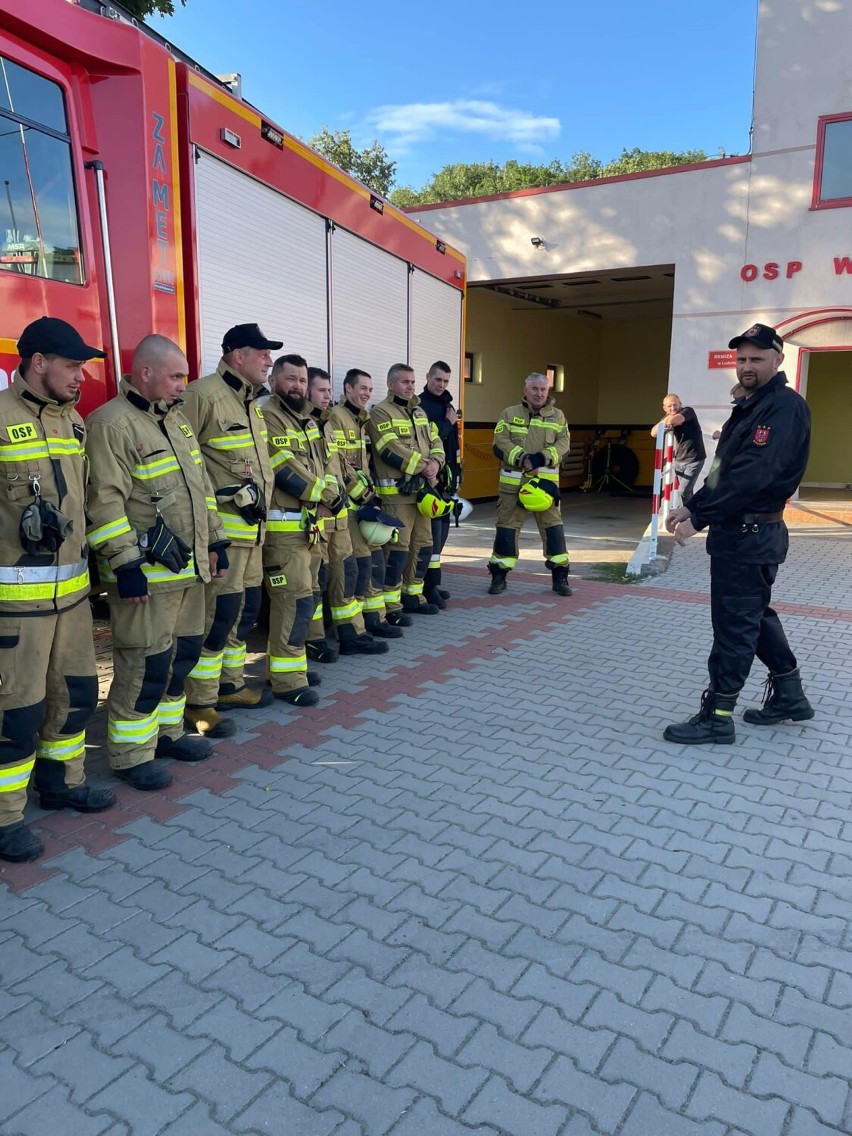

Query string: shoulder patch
[271,435,288,449]
[753,425,771,446]
[377,420,392,432]
[179,423,193,438]
[6,421,38,443]
[513,416,526,425]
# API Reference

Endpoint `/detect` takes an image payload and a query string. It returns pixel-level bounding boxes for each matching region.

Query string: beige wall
[598,316,672,423]
[803,351,852,485]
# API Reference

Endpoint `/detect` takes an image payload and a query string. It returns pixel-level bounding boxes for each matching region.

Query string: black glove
[209,540,230,572]
[143,515,192,573]
[524,452,547,470]
[326,493,347,516]
[19,495,73,555]
[115,562,148,599]
[398,475,425,496]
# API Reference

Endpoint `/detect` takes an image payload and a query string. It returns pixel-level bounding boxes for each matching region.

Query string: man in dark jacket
[650,393,706,503]
[664,323,813,745]
[418,361,461,608]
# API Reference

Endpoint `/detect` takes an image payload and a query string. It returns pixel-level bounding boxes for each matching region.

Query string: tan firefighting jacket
[262,396,340,538]
[492,397,571,495]
[0,375,89,614]
[327,398,374,513]
[85,379,223,590]
[368,394,444,504]
[181,361,272,546]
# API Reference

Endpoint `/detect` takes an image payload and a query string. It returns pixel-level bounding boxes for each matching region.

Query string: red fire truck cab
[0,0,466,415]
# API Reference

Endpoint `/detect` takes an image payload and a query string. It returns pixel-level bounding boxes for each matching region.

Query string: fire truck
[0,0,466,415]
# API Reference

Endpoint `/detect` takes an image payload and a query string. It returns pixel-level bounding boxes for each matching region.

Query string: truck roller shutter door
[194,150,328,372]
[409,269,463,407]
[330,228,408,394]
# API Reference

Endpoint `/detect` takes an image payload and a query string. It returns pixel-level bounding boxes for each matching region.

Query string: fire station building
[409,0,852,502]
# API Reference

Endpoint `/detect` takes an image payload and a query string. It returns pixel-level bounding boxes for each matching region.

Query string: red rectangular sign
[708,350,736,369]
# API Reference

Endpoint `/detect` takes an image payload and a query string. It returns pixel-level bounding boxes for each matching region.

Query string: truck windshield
[0,55,83,285]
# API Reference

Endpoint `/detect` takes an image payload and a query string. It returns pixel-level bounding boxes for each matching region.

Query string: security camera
[530,236,545,248]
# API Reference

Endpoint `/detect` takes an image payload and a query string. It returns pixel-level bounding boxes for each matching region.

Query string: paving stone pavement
[1,524,851,1136]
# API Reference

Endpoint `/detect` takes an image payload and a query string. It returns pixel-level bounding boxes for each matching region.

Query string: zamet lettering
[151,112,176,295]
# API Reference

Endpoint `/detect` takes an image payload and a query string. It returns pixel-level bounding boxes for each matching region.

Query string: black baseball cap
[222,323,283,353]
[728,323,783,352]
[17,317,106,361]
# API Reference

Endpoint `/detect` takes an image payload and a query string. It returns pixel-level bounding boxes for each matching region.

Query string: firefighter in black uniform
[663,323,813,745]
[418,361,461,609]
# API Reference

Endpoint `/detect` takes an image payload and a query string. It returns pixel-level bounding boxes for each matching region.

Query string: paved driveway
[2,523,850,1135]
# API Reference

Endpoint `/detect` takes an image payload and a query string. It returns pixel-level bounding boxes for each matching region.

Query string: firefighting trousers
[426,513,452,592]
[326,520,366,636]
[708,558,797,695]
[307,542,331,646]
[107,583,205,771]
[184,543,263,706]
[381,502,432,611]
[0,601,97,828]
[264,535,314,693]
[489,495,569,570]
[348,512,386,621]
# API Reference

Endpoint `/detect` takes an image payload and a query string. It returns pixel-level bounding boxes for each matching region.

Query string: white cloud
[364,99,560,153]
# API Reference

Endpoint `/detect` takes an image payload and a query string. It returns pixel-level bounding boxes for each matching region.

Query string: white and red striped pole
[649,425,666,559]
[661,430,676,524]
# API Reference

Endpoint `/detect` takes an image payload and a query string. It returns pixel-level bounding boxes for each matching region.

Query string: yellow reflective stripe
[0,566,90,601]
[0,758,35,791]
[374,434,398,453]
[331,599,361,621]
[377,486,399,497]
[188,651,223,680]
[0,440,49,460]
[222,646,246,669]
[99,556,197,585]
[507,446,524,464]
[220,515,260,540]
[404,452,422,475]
[37,731,86,763]
[189,447,203,466]
[363,595,384,611]
[402,581,424,596]
[267,519,303,532]
[546,446,559,464]
[270,448,295,469]
[509,426,529,436]
[536,469,559,483]
[133,455,181,479]
[205,496,217,511]
[157,695,186,727]
[490,555,517,568]
[206,433,254,450]
[108,711,159,744]
[46,437,83,456]
[384,587,401,603]
[87,516,133,548]
[269,653,307,672]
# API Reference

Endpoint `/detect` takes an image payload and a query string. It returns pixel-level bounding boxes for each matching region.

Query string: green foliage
[307,128,397,198]
[389,147,711,207]
[121,0,185,17]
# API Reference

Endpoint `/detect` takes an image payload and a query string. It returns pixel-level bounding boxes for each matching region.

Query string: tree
[307,128,397,198]
[121,0,186,17]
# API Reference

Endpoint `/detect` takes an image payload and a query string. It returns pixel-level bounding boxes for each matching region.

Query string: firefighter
[307,367,387,656]
[181,323,279,734]
[86,335,230,790]
[488,372,572,597]
[419,360,462,609]
[328,369,401,640]
[368,364,446,619]
[663,323,813,744]
[262,354,342,705]
[0,319,116,863]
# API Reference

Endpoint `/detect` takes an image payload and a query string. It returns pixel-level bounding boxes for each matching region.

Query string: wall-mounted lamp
[369,194,384,214]
[436,239,446,254]
[530,236,545,248]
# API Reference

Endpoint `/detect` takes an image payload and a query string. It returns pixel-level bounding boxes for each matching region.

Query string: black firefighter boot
[551,566,573,597]
[487,564,508,595]
[423,567,447,609]
[663,689,738,745]
[743,668,814,725]
[337,623,389,656]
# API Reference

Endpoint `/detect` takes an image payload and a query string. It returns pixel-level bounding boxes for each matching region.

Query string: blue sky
[150,0,758,192]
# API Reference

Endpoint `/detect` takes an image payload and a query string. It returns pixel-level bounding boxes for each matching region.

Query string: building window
[464,351,481,384]
[546,363,565,393]
[0,56,83,284]
[812,113,852,209]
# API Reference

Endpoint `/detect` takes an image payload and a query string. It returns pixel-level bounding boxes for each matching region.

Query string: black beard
[282,391,305,413]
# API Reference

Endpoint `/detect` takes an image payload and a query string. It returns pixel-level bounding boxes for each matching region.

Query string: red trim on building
[810,112,852,211]
[404,155,752,213]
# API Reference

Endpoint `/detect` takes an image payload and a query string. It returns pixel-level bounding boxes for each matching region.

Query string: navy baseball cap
[17,317,106,361]
[728,323,784,352]
[222,323,283,352]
